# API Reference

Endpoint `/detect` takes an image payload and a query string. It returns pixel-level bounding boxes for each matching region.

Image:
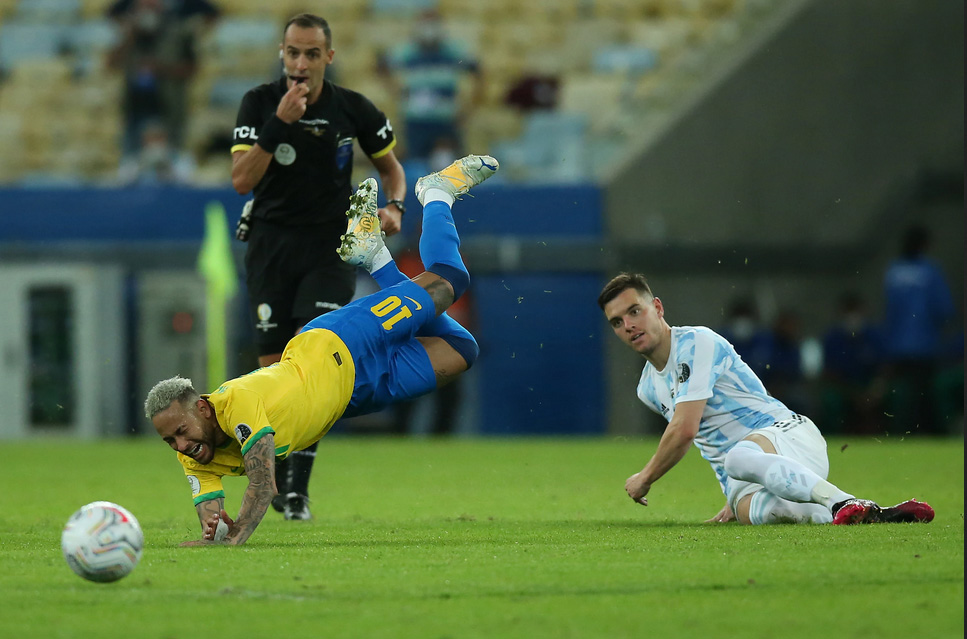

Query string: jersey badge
[336,136,353,170]
[274,143,296,165]
[256,303,278,332]
[300,118,329,137]
[187,475,201,495]
[234,423,253,445]
[678,363,690,384]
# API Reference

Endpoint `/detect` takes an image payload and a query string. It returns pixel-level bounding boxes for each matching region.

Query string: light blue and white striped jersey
[636,326,794,495]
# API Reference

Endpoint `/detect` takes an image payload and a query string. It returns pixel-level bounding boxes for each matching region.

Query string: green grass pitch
[1,436,962,638]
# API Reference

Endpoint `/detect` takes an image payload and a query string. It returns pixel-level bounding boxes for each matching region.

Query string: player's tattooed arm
[422,278,455,315]
[223,433,276,545]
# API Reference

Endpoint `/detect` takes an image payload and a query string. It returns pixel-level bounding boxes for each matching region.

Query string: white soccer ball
[61,501,144,583]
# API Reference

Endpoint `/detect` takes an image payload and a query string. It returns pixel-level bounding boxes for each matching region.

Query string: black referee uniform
[232,76,398,356]
[232,74,398,518]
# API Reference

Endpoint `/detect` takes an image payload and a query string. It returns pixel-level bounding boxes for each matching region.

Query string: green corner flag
[197,201,238,391]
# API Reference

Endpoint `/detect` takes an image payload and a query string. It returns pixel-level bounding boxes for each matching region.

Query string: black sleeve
[233,90,266,149]
[350,91,396,157]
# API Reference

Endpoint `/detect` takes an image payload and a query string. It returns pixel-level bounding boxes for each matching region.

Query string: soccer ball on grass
[61,501,144,583]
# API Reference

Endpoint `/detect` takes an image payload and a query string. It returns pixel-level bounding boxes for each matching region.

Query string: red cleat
[832,499,881,525]
[832,498,935,524]
[877,499,935,523]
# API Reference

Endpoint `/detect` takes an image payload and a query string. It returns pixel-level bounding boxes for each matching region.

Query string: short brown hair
[597,272,653,310]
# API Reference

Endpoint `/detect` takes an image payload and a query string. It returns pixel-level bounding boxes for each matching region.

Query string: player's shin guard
[419,200,469,300]
[748,491,832,525]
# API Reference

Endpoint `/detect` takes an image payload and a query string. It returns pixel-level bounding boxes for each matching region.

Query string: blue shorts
[302,280,438,417]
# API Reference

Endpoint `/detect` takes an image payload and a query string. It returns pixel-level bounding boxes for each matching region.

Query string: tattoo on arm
[422,279,454,316]
[226,434,276,545]
[196,497,224,533]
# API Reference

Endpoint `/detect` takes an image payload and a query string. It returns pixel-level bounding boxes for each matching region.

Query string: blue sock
[420,200,469,300]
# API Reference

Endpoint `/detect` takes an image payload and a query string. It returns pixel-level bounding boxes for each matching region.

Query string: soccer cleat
[283,493,312,521]
[337,177,384,270]
[831,498,881,525]
[877,499,935,523]
[831,498,935,524]
[414,154,499,205]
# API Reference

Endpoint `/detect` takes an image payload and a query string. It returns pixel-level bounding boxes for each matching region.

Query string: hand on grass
[207,509,234,539]
[705,503,735,523]
[185,509,235,546]
[625,472,650,506]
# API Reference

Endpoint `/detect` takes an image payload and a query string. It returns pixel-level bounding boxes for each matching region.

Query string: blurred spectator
[505,73,560,112]
[718,297,772,377]
[107,0,219,182]
[391,245,476,436]
[820,293,885,434]
[880,225,956,434]
[426,136,460,172]
[379,10,483,162]
[763,309,811,415]
[118,118,197,183]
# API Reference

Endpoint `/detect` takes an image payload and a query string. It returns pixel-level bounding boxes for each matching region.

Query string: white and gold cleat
[337,177,384,270]
[414,154,499,205]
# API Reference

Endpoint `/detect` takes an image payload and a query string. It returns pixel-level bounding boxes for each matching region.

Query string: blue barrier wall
[474,273,605,435]
[1,182,601,242]
[1,183,605,435]
[2,186,248,242]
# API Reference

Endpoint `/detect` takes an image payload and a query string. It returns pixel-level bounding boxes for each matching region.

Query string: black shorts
[244,218,356,356]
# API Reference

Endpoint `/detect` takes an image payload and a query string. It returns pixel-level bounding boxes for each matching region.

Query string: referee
[230,13,406,520]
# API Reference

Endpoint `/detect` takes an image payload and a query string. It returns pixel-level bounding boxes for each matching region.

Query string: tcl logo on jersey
[234,125,258,140]
[377,118,393,139]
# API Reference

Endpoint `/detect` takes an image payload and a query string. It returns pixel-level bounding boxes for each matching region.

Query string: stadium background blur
[0,0,962,440]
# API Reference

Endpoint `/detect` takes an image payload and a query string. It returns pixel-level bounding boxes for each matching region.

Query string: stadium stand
[0,0,776,185]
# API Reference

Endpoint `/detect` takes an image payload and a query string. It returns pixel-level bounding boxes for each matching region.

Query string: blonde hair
[143,376,199,419]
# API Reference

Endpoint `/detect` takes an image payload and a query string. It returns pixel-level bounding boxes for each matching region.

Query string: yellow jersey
[177,328,355,505]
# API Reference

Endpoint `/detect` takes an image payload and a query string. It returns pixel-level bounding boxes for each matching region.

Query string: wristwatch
[386,199,406,215]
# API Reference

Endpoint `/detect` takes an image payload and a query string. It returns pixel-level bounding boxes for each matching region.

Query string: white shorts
[727,414,830,511]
